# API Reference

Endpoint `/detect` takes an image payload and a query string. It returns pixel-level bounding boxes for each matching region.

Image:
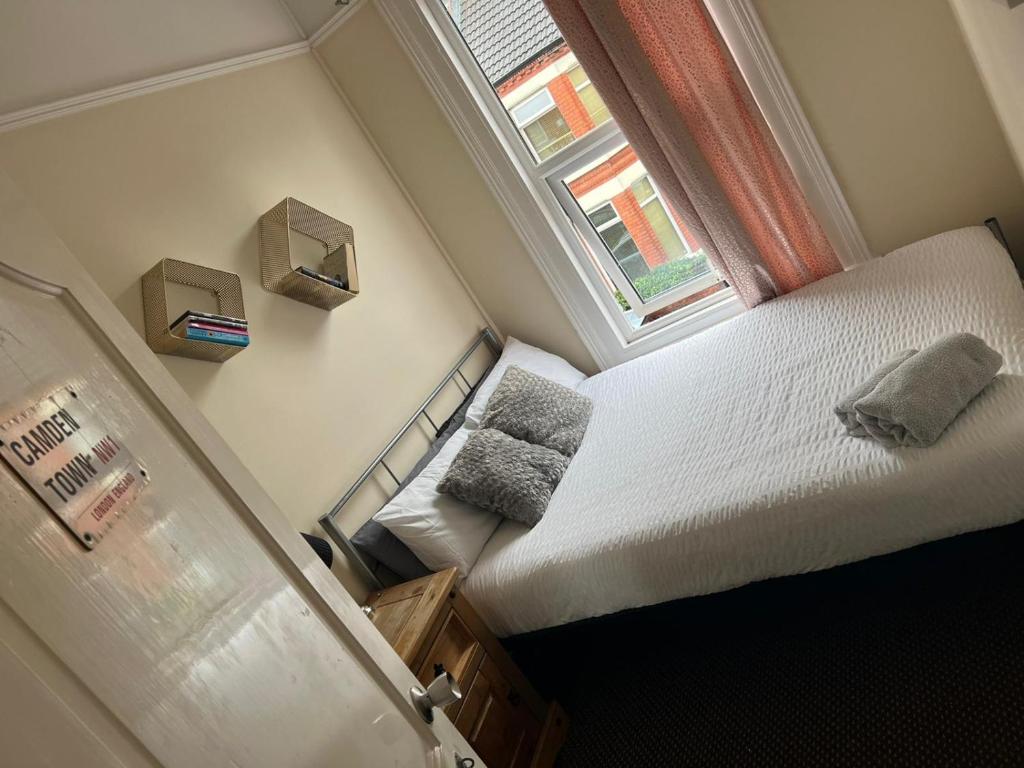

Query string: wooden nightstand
[364,568,568,768]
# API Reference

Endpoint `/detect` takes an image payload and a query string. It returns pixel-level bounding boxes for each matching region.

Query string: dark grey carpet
[504,521,1024,767]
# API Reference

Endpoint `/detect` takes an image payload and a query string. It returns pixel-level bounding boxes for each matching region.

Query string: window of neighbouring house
[567,66,612,128]
[588,202,649,282]
[440,0,732,336]
[510,89,574,160]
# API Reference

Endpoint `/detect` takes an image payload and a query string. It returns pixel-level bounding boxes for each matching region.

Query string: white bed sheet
[463,227,1024,637]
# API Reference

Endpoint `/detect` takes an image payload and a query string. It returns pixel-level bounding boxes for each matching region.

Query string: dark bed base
[502,518,1024,767]
[986,216,1021,276]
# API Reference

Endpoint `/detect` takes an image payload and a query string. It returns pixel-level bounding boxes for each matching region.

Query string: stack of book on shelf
[170,310,250,348]
[296,265,349,291]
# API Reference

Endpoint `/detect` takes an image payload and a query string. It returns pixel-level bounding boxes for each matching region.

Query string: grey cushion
[480,365,592,457]
[437,428,569,527]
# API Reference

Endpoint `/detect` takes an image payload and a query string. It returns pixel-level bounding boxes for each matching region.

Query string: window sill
[614,288,744,360]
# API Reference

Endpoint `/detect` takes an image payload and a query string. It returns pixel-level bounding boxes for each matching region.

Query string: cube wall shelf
[258,197,359,311]
[141,258,247,363]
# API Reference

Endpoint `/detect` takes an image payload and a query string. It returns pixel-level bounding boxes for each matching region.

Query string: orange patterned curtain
[544,0,842,307]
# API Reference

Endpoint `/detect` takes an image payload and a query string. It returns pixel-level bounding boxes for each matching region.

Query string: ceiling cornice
[310,0,368,47]
[0,0,366,134]
[0,43,309,134]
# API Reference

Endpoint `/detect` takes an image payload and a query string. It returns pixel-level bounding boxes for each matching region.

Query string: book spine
[171,316,247,337]
[185,327,250,347]
[199,317,248,330]
[297,266,348,291]
[189,321,248,336]
[171,309,248,329]
[190,313,248,329]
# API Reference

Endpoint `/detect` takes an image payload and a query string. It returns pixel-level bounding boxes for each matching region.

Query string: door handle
[410,671,462,724]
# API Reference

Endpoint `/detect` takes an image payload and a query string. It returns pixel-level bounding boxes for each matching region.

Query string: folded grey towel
[834,349,918,436]
[853,333,1003,447]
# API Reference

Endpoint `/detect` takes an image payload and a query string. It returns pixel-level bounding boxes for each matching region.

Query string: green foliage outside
[615,251,710,310]
[614,290,631,312]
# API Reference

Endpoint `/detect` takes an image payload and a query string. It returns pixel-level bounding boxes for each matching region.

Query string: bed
[323,225,1024,637]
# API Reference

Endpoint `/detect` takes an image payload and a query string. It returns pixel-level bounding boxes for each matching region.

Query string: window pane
[641,199,687,261]
[577,83,612,129]
[588,202,618,229]
[524,109,574,159]
[566,65,587,88]
[443,0,614,162]
[630,176,656,204]
[567,66,612,128]
[511,89,555,125]
[564,145,718,305]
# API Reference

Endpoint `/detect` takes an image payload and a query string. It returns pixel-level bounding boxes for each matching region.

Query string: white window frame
[409,0,734,340]
[481,28,727,325]
[376,0,870,369]
[587,193,714,312]
[510,89,557,126]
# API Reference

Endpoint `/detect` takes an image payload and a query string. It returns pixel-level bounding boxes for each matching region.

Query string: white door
[0,173,480,768]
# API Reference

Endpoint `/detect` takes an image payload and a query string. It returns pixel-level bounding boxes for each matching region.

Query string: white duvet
[463,227,1024,637]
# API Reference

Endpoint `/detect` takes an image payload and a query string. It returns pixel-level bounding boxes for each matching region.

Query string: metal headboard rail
[319,327,503,589]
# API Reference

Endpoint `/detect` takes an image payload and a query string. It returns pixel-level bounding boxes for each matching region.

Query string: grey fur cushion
[480,365,592,457]
[437,428,569,527]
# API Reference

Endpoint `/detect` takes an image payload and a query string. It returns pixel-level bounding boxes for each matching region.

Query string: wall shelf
[141,258,247,363]
[258,197,359,311]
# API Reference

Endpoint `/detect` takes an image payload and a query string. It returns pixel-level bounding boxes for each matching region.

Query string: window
[632,176,691,262]
[439,0,730,338]
[588,202,649,282]
[585,174,714,309]
[567,66,611,128]
[510,89,573,160]
[560,144,721,322]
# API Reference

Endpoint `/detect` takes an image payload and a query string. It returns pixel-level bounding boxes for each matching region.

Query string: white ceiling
[0,0,313,116]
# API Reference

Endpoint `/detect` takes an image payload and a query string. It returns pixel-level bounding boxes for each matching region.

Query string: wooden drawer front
[368,595,418,648]
[454,655,541,768]
[415,609,483,721]
[366,569,457,666]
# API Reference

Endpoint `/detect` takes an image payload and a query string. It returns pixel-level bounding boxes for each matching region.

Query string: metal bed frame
[319,328,503,590]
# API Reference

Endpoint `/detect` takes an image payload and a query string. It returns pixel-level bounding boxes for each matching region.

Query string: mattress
[463,226,1024,637]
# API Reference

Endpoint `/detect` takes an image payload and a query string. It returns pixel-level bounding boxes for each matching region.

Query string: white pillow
[465,336,586,428]
[373,427,501,576]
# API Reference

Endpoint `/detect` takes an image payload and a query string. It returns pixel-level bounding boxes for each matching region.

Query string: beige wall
[753,0,1024,261]
[949,0,1024,183]
[0,53,487,589]
[316,4,597,373]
